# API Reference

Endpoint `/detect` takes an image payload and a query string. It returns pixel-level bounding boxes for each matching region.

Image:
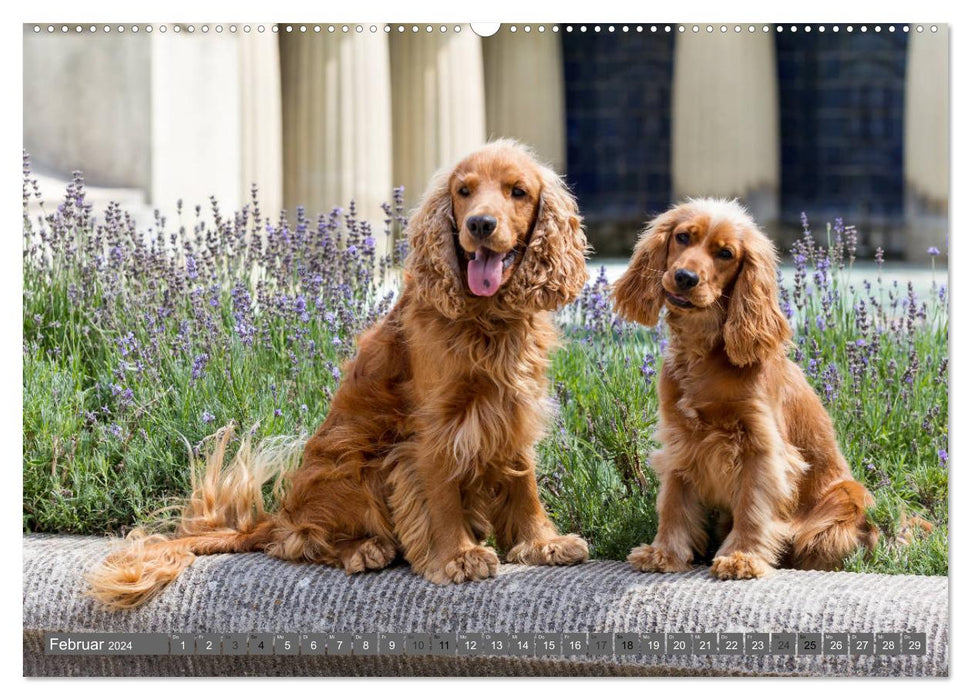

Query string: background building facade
[23,24,949,261]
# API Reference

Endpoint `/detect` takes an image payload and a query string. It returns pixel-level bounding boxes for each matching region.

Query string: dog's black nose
[466,215,497,239]
[674,268,699,290]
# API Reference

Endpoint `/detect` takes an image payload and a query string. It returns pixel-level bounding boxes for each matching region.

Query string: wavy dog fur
[87,140,590,608]
[614,198,878,579]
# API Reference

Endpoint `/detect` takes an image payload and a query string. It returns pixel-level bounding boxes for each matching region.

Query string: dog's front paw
[424,546,500,584]
[506,534,589,566]
[627,543,692,573]
[710,552,774,580]
[339,537,398,575]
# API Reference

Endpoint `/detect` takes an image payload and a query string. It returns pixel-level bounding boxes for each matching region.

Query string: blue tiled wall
[561,29,675,226]
[776,30,909,225]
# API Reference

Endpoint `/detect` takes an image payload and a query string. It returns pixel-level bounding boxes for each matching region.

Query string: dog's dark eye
[511,186,527,198]
[717,248,734,260]
[458,186,470,197]
[675,232,690,245]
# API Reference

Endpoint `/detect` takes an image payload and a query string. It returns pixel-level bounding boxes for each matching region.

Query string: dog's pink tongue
[467,246,503,297]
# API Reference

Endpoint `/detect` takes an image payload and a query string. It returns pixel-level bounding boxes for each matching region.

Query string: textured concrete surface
[23,535,948,677]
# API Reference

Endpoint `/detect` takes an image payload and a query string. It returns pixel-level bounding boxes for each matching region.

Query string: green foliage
[22,169,947,574]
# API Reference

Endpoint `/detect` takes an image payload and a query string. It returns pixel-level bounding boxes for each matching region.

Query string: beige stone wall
[903,27,949,260]
[239,34,284,218]
[280,31,392,233]
[389,28,486,208]
[671,31,780,223]
[24,29,283,221]
[482,30,566,172]
[905,29,949,210]
[150,32,243,213]
[23,29,152,191]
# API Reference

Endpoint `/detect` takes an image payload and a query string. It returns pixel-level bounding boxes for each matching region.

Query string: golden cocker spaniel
[88,140,590,608]
[613,198,877,579]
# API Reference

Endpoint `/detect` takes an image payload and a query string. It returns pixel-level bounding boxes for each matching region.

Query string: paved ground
[589,259,947,295]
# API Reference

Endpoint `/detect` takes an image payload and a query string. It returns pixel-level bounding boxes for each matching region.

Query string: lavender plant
[23,155,947,574]
[23,153,407,532]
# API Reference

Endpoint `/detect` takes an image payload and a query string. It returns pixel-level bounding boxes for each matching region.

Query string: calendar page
[21,14,950,679]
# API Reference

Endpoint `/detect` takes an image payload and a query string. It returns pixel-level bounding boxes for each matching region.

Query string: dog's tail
[791,479,878,571]
[85,426,305,609]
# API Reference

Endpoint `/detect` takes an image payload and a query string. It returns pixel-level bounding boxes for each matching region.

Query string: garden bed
[22,158,948,575]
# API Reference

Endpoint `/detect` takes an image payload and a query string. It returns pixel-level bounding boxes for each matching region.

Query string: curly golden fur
[86,140,590,608]
[613,198,877,580]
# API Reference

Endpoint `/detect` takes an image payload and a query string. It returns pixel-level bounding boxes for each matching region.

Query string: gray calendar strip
[44,632,926,657]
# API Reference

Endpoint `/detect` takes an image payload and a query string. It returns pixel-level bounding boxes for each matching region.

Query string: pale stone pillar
[671,31,780,223]
[239,33,284,218]
[279,32,393,246]
[389,28,486,208]
[904,27,949,261]
[150,31,244,213]
[482,29,566,172]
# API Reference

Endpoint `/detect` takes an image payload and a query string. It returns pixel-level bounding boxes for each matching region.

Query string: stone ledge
[22,535,948,677]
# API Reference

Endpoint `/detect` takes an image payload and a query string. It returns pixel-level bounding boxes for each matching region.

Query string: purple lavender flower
[927,246,940,257]
[201,410,215,423]
[640,352,657,384]
[191,353,209,381]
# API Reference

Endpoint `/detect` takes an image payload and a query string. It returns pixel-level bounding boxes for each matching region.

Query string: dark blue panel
[776,30,909,224]
[561,28,675,224]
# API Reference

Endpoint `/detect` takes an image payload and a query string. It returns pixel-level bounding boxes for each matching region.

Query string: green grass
[22,175,948,575]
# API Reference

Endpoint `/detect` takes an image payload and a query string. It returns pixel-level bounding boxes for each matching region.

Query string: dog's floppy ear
[404,167,465,319]
[503,166,589,312]
[722,225,792,366]
[612,208,679,326]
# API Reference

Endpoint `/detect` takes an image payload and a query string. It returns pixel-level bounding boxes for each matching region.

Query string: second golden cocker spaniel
[614,198,877,579]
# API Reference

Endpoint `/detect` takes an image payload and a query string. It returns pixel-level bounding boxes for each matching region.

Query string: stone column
[150,31,244,213]
[389,27,486,208]
[904,27,949,261]
[279,31,394,246]
[482,29,566,172]
[239,32,284,218]
[671,31,780,224]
